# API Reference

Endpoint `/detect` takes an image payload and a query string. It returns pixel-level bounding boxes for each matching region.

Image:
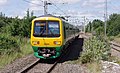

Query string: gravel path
[0,54,37,73]
[27,61,120,73]
[27,63,53,73]
[101,61,120,73]
[51,63,89,73]
[27,63,89,73]
[111,48,120,58]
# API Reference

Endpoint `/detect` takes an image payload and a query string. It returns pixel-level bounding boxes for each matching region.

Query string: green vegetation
[109,34,120,43]
[85,13,120,64]
[0,10,35,69]
[109,56,120,65]
[80,36,111,64]
[65,36,111,73]
[80,13,120,72]
[86,13,120,37]
[65,36,111,64]
[86,19,104,36]
[107,14,120,36]
[0,39,33,68]
[86,62,102,73]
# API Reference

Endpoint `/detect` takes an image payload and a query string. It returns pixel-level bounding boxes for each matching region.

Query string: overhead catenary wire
[38,0,44,3]
[23,0,69,17]
[47,0,69,17]
[23,0,43,7]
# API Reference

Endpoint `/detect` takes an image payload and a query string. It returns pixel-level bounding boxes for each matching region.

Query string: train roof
[37,14,61,19]
[37,14,68,21]
[35,14,78,29]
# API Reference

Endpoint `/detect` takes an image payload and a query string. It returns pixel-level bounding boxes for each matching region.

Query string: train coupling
[38,48,56,58]
[43,54,51,57]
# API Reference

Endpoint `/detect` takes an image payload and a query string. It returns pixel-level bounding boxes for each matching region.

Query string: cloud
[8,10,26,19]
[49,0,80,4]
[82,0,111,8]
[66,9,106,22]
[29,0,43,11]
[28,0,80,15]
[28,0,105,21]
[0,0,8,5]
[29,0,80,11]
[67,10,95,17]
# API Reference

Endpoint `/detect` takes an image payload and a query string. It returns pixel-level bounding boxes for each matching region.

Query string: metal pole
[44,1,47,15]
[104,0,107,37]
[83,16,86,34]
[91,21,93,33]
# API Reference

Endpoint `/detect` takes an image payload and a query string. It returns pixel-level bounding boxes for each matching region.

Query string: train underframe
[32,46,63,59]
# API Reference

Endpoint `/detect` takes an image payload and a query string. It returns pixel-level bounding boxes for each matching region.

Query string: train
[31,14,79,59]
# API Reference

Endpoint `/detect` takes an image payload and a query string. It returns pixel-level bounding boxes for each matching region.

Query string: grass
[65,59,81,64]
[19,38,33,57]
[64,59,102,73]
[0,38,33,69]
[108,35,120,43]
[108,56,120,65]
[0,53,19,69]
[114,38,120,44]
[86,62,102,73]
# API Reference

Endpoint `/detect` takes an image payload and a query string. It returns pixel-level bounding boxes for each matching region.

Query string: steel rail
[110,41,120,52]
[47,40,72,73]
[16,59,40,73]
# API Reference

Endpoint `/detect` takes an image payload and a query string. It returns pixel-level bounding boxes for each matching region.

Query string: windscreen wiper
[39,27,46,36]
[33,27,46,37]
[50,30,55,37]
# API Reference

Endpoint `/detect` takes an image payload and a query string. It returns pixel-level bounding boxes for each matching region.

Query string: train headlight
[54,41,61,45]
[32,41,39,45]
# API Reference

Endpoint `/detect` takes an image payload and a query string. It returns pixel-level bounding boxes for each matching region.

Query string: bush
[80,36,111,64]
[108,36,114,41]
[116,34,120,37]
[0,33,20,55]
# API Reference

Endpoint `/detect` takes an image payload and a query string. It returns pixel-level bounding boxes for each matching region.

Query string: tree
[107,14,120,36]
[86,19,104,35]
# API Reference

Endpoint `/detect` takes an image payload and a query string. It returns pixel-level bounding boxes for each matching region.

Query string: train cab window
[33,21,46,37]
[33,21,60,37]
[48,21,60,37]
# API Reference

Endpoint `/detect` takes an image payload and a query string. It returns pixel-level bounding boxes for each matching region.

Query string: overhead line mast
[104,0,108,37]
[43,0,52,15]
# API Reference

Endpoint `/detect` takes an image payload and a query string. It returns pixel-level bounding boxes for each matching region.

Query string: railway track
[16,54,61,73]
[17,41,72,73]
[110,41,120,52]
[47,44,72,73]
[16,59,40,73]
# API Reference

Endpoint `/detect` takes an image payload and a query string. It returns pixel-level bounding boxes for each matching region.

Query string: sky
[0,0,120,25]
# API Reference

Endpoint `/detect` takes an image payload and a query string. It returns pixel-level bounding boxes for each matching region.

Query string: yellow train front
[31,15,79,59]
